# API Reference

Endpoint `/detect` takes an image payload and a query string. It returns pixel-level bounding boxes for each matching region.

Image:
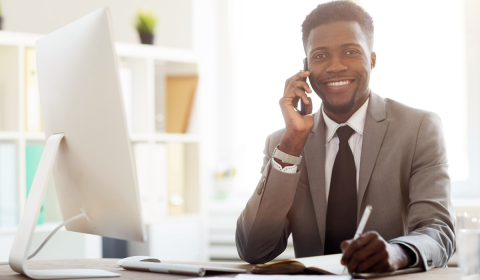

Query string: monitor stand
[8,133,120,279]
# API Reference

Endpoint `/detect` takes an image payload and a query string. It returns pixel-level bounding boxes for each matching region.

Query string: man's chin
[322,97,357,115]
[315,85,361,115]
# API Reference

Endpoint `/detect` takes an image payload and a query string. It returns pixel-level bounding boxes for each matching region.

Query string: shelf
[115,43,198,63]
[25,133,46,141]
[0,32,198,65]
[0,222,62,236]
[154,133,200,143]
[0,132,200,143]
[131,133,200,143]
[0,213,204,237]
[0,132,20,140]
[0,30,42,47]
[0,132,45,141]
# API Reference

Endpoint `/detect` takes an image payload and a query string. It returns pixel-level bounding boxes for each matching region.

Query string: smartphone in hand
[299,58,308,115]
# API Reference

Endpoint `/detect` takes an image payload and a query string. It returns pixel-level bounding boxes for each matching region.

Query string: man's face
[306,21,375,114]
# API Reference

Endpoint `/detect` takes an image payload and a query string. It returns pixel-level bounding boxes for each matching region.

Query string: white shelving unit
[0,30,208,262]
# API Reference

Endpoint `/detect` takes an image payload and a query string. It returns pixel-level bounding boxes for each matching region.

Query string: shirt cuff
[271,159,297,173]
[389,241,421,268]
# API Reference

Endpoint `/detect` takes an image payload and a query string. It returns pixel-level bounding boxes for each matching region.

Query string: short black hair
[301,0,374,52]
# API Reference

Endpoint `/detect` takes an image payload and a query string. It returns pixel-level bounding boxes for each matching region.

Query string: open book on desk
[251,254,423,279]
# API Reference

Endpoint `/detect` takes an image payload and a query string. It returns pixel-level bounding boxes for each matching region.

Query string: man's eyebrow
[309,46,328,54]
[309,43,363,55]
[341,43,362,48]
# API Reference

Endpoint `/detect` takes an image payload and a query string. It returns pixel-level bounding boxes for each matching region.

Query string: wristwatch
[272,145,302,165]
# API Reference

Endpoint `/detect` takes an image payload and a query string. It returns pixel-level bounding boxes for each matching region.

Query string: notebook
[251,254,423,278]
[118,256,246,277]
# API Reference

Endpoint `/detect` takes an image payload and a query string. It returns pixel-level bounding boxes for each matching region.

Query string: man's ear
[370,52,376,69]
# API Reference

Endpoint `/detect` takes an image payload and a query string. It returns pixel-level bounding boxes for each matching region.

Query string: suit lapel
[357,93,388,220]
[304,110,327,254]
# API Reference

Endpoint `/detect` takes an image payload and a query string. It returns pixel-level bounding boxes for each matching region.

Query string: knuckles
[351,239,363,249]
[365,231,380,239]
[377,241,387,251]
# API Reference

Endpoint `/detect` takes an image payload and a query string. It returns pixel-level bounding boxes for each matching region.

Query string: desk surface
[0,259,461,280]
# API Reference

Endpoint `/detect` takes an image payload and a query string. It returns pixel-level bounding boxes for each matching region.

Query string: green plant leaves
[135,9,157,35]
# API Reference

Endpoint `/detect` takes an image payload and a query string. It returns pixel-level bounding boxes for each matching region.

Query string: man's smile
[326,79,353,87]
[320,78,357,92]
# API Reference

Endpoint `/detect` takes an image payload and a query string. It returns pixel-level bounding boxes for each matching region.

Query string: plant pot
[139,33,154,45]
[0,18,3,30]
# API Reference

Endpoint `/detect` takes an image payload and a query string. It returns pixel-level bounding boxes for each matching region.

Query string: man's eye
[314,54,326,59]
[346,50,358,55]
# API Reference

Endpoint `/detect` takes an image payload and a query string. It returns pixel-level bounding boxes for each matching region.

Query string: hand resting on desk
[340,231,416,274]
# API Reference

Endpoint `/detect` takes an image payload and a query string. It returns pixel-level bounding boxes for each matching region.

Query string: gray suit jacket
[236,92,455,270]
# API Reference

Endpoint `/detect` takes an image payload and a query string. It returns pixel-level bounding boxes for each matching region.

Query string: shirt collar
[322,98,370,144]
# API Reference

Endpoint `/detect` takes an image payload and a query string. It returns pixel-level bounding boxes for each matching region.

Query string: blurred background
[0,0,478,264]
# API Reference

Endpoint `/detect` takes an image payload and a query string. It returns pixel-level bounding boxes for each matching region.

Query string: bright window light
[229,0,468,195]
[362,0,468,182]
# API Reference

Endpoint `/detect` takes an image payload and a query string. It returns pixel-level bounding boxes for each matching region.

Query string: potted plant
[0,0,3,30]
[134,9,157,45]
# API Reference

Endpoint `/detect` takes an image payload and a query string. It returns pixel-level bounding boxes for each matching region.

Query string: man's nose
[325,57,347,74]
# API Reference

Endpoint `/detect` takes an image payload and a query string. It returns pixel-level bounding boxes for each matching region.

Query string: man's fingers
[285,75,311,95]
[355,248,389,273]
[292,88,309,105]
[291,96,312,115]
[306,97,313,115]
[292,95,299,109]
[280,87,310,116]
[369,258,395,273]
[284,71,310,92]
[341,240,352,253]
[281,87,309,106]
[341,232,378,265]
[289,79,312,93]
[347,238,386,273]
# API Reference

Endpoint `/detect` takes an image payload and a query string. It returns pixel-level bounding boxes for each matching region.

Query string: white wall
[0,0,192,49]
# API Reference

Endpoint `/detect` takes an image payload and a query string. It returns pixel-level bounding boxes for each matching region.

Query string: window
[362,0,470,190]
[228,0,476,199]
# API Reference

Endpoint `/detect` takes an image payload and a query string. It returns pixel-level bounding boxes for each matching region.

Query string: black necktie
[324,125,357,255]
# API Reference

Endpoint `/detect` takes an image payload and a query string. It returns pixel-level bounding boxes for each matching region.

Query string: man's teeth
[327,80,350,86]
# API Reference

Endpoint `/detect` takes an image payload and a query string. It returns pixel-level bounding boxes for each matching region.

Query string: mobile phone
[299,58,308,115]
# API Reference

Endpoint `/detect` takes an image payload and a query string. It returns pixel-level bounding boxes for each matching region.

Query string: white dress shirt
[271,98,420,267]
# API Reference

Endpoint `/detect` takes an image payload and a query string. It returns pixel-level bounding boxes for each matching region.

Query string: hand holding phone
[277,64,314,159]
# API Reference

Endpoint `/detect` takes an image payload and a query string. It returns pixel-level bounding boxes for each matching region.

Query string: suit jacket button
[427,260,432,266]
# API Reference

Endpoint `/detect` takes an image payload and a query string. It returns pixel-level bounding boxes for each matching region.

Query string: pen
[343,205,373,274]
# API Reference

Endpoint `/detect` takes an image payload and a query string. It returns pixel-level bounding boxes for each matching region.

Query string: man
[235,0,455,274]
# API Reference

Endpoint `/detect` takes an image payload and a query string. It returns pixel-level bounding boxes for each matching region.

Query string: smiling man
[236,0,455,274]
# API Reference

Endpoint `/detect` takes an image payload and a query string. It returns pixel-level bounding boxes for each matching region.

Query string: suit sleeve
[235,134,301,264]
[389,112,456,270]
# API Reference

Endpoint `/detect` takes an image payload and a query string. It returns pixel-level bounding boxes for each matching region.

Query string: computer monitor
[9,7,145,279]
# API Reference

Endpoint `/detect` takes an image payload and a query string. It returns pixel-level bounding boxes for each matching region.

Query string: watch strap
[272,145,302,165]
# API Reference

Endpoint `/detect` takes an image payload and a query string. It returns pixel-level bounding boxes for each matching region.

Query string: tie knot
[336,125,354,143]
